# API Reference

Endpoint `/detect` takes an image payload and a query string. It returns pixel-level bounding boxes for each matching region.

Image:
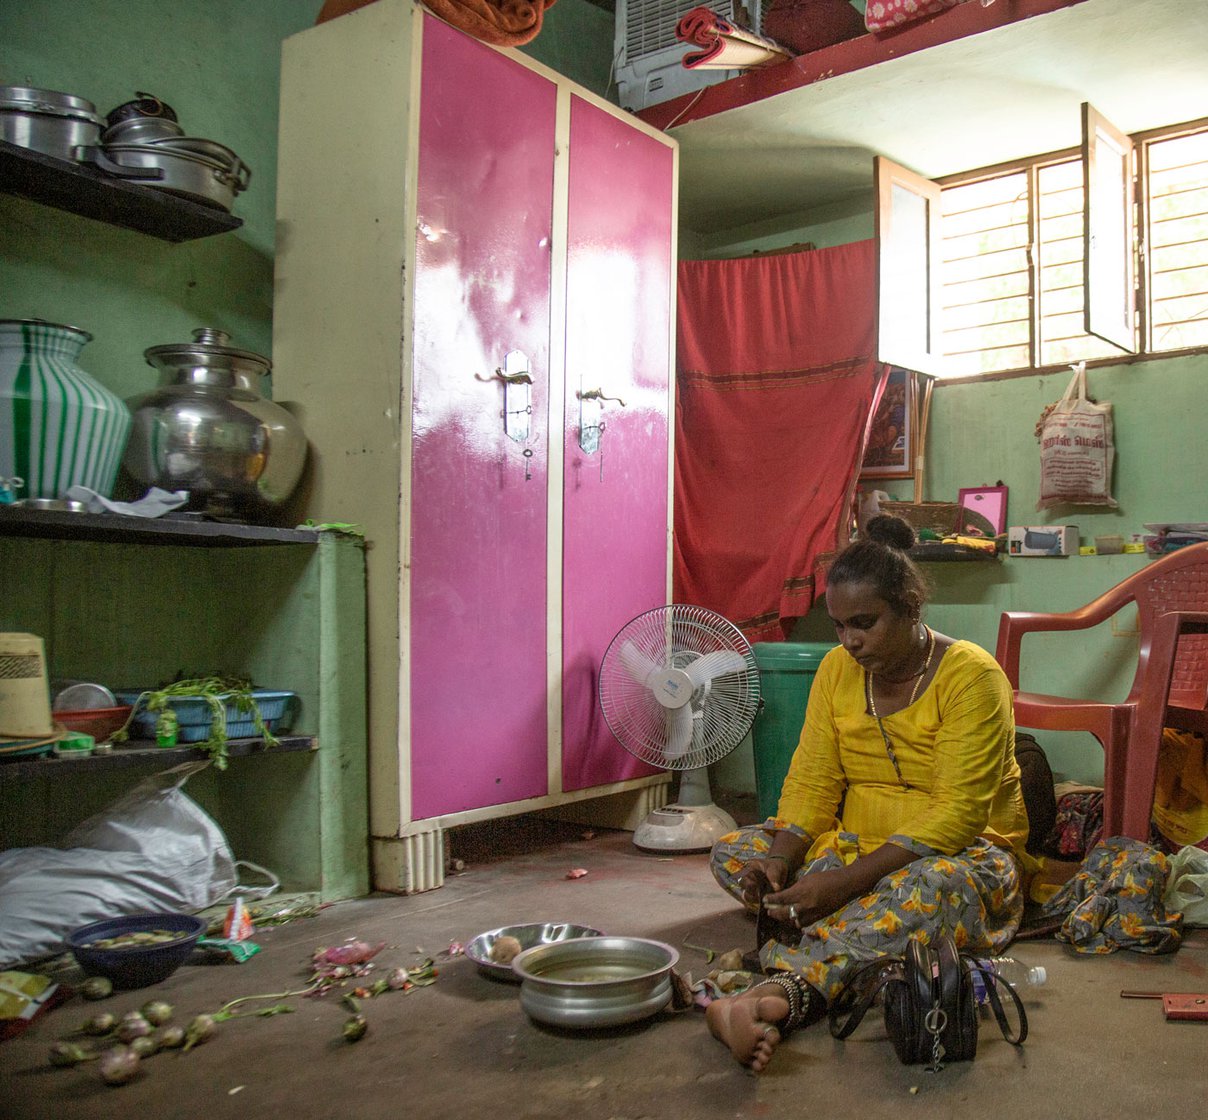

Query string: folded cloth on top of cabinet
[317,0,558,47]
[675,7,793,69]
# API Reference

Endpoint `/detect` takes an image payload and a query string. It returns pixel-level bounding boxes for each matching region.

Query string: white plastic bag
[1165,845,1208,927]
[1037,362,1118,510]
[0,762,239,967]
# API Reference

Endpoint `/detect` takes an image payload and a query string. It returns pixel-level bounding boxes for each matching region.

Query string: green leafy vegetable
[111,675,280,771]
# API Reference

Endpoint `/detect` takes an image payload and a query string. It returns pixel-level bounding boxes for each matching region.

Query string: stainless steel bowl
[512,936,679,1028]
[466,922,604,982]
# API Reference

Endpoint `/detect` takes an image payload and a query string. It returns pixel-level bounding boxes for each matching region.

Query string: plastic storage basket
[115,689,296,742]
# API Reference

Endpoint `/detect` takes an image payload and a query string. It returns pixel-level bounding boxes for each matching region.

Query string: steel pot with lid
[100,92,183,145]
[122,328,307,520]
[85,136,251,212]
[0,86,103,162]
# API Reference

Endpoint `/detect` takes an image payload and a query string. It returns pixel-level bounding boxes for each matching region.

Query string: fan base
[632,803,738,853]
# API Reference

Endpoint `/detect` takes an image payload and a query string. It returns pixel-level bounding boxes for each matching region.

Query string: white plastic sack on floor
[0,762,238,968]
[1165,845,1208,927]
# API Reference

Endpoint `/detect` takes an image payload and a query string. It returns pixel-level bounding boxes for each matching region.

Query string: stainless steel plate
[466,922,604,982]
[512,936,679,1028]
[14,498,87,513]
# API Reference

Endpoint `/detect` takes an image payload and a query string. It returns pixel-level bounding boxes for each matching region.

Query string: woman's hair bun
[865,513,917,552]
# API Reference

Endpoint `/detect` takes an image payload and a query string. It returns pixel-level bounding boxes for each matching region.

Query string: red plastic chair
[995,542,1208,841]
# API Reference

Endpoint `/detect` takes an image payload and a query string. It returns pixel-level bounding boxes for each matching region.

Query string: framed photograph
[957,485,1008,538]
[860,368,915,480]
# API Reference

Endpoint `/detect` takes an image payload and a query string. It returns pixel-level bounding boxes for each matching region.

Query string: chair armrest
[995,603,1127,687]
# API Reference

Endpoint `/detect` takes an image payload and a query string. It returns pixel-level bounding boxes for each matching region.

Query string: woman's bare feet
[705,983,791,1072]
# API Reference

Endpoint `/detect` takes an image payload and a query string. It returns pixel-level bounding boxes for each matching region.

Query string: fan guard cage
[598,604,761,771]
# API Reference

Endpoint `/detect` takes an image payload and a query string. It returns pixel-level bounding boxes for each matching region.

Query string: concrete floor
[2,810,1207,1120]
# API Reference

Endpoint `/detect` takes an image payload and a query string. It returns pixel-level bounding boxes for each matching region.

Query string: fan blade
[664,706,694,761]
[619,640,661,685]
[684,649,748,690]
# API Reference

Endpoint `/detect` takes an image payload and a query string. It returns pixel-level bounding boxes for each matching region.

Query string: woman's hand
[761,843,918,929]
[737,857,790,907]
[762,868,853,928]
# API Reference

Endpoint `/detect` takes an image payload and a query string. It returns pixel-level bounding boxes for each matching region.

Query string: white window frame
[877,109,1208,380]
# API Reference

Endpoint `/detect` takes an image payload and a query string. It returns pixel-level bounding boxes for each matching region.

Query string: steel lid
[143,327,271,374]
[0,86,103,125]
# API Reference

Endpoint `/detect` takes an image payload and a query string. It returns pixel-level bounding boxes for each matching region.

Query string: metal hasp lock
[577,387,626,455]
[478,350,533,443]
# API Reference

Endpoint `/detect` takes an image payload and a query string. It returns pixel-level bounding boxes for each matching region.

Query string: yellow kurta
[776,640,1029,860]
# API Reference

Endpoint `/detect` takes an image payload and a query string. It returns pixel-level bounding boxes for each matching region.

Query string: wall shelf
[0,507,319,547]
[909,542,1000,562]
[0,736,316,786]
[0,139,242,243]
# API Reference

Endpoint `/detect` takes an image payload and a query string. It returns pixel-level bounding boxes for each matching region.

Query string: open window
[1083,103,1137,353]
[874,103,1149,378]
[875,156,945,377]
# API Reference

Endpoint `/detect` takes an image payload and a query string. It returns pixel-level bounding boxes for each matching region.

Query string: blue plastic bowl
[67,912,206,989]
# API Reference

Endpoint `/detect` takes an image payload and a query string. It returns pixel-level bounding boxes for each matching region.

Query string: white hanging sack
[1037,362,1118,510]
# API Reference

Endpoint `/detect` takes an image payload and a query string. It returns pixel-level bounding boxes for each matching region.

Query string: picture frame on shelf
[860,367,915,480]
[957,485,1008,538]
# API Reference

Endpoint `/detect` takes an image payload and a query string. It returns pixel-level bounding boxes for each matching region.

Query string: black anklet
[762,972,814,1032]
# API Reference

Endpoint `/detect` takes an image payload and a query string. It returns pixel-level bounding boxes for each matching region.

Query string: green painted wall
[520,0,617,98]
[0,0,321,401]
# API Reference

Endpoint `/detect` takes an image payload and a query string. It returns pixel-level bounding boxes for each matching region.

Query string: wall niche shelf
[0,139,242,242]
[0,522,369,900]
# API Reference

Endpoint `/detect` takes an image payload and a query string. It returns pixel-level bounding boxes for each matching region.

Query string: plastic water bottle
[969,956,1047,1005]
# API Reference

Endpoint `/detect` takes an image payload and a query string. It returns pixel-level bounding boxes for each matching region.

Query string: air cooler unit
[615,0,764,113]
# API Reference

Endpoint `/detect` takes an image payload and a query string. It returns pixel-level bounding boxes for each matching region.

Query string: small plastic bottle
[969,956,1047,1005]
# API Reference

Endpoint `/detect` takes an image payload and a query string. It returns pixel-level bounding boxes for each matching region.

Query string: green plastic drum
[751,643,836,821]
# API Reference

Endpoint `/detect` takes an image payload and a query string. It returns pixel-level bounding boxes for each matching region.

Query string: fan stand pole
[676,766,714,807]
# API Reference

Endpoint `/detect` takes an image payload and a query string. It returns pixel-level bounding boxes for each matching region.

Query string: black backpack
[1015,732,1058,855]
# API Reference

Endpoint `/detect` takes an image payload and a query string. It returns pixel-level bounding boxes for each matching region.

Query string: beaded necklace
[866,625,935,788]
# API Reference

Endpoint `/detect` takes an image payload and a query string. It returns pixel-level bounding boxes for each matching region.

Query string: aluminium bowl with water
[511,935,679,1028]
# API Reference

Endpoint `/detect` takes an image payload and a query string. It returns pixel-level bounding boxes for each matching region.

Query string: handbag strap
[828,956,904,1040]
[962,956,1029,1046]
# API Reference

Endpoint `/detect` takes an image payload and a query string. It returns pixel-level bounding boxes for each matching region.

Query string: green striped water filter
[0,319,132,500]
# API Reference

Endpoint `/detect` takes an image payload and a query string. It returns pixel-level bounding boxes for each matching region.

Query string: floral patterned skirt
[710,824,1024,1003]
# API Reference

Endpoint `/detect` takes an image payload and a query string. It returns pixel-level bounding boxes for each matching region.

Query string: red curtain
[674,240,887,641]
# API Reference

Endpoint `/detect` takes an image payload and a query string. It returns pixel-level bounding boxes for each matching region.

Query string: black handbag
[829,934,1028,1069]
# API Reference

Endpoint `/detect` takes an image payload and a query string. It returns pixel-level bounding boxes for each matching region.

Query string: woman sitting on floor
[706,514,1032,1071]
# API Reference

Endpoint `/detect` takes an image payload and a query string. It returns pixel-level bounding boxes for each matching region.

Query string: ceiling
[668,0,1208,236]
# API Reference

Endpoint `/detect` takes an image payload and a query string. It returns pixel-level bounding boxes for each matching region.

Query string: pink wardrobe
[274,1,678,891]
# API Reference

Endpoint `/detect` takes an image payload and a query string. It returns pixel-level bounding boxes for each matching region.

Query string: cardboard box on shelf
[1008,525,1079,557]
